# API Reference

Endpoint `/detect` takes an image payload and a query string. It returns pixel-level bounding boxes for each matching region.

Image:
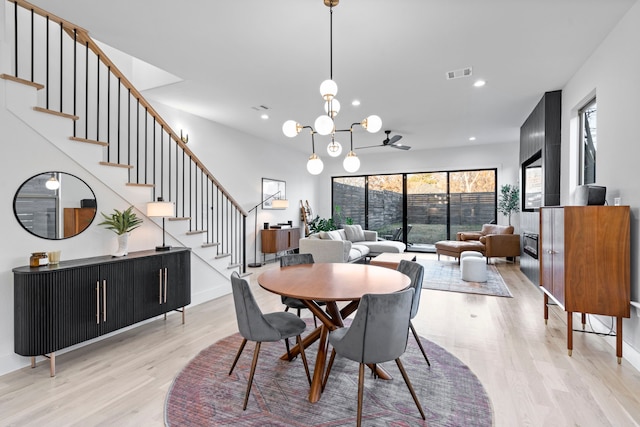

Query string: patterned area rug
[165,320,493,426]
[420,259,513,298]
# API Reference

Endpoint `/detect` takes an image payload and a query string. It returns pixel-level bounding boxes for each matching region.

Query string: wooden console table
[261,227,300,262]
[13,248,191,376]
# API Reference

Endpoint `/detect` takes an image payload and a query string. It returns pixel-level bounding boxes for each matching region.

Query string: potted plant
[98,206,143,256]
[498,184,520,226]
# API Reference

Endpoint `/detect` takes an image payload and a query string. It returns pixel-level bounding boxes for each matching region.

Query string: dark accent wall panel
[519,90,562,285]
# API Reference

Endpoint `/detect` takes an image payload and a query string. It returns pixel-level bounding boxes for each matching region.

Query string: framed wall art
[261,178,286,209]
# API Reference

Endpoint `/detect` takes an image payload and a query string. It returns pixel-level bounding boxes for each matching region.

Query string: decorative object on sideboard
[281,0,382,175]
[147,197,176,251]
[29,252,48,268]
[47,250,61,265]
[247,190,289,268]
[98,206,143,256]
[14,172,97,240]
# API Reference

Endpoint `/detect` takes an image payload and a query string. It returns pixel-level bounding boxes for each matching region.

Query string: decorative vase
[113,233,129,257]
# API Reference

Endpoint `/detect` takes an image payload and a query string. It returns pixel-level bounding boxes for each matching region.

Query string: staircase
[2,0,248,278]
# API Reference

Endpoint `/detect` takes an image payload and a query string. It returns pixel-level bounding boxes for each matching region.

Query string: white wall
[561,1,640,358]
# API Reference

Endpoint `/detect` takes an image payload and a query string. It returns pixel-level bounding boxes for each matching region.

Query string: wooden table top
[258,262,411,302]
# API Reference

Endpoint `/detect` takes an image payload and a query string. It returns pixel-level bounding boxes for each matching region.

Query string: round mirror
[14,172,97,240]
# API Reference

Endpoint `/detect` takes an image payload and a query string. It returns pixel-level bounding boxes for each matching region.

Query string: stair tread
[99,161,133,169]
[125,183,154,188]
[34,107,79,120]
[168,217,190,221]
[70,136,108,147]
[201,242,220,248]
[215,253,232,259]
[0,73,44,90]
[186,230,206,235]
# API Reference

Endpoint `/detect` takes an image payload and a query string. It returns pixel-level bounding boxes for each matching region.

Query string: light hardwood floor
[1,254,640,426]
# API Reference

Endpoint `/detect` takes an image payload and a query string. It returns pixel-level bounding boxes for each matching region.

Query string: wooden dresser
[13,248,191,376]
[261,227,300,254]
[539,206,630,362]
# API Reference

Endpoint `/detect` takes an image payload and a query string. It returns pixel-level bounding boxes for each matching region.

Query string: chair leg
[243,341,262,411]
[395,358,426,420]
[313,315,318,328]
[357,363,365,427]
[284,306,290,312]
[297,335,312,386]
[409,321,430,366]
[322,348,337,391]
[284,338,293,361]
[228,338,248,375]
[296,308,301,317]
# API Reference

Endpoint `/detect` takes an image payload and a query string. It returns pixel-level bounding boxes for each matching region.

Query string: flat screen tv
[574,185,606,205]
[522,151,542,211]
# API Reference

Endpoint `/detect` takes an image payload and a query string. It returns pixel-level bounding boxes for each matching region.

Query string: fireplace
[523,233,539,259]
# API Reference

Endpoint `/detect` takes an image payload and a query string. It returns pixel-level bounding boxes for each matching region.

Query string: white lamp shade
[324,98,341,118]
[45,176,60,190]
[282,120,300,138]
[314,115,334,136]
[327,140,343,157]
[147,200,175,217]
[319,79,338,100]
[343,151,360,173]
[362,114,382,133]
[271,199,289,209]
[307,153,324,175]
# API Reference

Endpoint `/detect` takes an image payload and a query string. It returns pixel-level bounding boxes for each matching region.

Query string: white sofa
[299,224,406,263]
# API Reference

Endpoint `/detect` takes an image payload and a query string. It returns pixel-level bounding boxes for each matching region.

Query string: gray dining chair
[323,289,425,426]
[397,259,430,366]
[280,253,325,327]
[228,272,311,410]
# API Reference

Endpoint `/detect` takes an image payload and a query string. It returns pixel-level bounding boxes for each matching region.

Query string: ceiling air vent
[446,67,473,80]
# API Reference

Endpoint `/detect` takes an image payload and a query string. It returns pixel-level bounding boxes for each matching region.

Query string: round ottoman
[461,256,487,282]
[460,251,484,260]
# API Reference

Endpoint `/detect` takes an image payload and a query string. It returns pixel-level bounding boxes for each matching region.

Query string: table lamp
[147,197,175,251]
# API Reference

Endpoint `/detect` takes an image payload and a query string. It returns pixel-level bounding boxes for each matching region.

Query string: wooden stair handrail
[11,0,248,217]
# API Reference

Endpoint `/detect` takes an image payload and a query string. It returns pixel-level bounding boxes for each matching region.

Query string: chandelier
[282,0,382,175]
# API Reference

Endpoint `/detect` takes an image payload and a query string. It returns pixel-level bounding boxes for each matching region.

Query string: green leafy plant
[98,206,143,235]
[498,184,520,225]
[333,205,353,228]
[308,216,337,233]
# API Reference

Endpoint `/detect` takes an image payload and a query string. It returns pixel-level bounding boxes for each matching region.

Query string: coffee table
[370,252,417,269]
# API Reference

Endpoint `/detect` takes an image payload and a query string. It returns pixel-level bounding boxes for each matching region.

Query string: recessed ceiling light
[260,114,269,120]
[469,136,476,141]
[473,80,486,87]
[351,100,361,106]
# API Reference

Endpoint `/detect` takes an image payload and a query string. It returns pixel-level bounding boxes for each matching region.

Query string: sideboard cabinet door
[133,250,191,322]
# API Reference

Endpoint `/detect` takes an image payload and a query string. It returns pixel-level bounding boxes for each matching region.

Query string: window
[579,98,597,184]
[332,169,496,252]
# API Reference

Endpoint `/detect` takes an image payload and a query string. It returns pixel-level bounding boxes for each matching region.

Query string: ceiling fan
[358,130,411,151]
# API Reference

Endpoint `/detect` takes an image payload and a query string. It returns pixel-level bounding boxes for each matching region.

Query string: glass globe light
[362,114,382,133]
[45,176,60,190]
[343,151,360,173]
[314,115,334,136]
[319,79,338,100]
[327,139,343,157]
[307,153,324,175]
[324,98,341,118]
[282,120,300,138]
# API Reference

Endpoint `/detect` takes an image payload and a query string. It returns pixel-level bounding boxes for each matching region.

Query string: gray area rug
[165,320,493,426]
[420,259,513,298]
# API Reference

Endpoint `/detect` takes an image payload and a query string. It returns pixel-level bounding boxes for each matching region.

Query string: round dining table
[258,262,411,403]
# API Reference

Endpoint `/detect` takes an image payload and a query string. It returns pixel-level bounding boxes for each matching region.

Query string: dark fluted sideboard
[13,248,191,376]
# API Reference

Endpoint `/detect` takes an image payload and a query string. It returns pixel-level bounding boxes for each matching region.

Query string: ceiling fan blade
[391,143,411,150]
[356,144,384,150]
[388,135,403,145]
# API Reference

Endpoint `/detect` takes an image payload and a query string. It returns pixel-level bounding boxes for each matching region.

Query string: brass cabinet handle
[159,269,163,305]
[103,280,107,322]
[164,268,168,304]
[96,281,100,324]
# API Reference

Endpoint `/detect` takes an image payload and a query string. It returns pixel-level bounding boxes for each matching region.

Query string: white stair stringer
[3,77,241,282]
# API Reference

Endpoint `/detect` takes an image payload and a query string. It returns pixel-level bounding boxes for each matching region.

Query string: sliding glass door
[332,169,496,252]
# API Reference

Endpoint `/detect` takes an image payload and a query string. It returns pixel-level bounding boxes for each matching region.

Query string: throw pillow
[326,230,342,241]
[344,224,365,242]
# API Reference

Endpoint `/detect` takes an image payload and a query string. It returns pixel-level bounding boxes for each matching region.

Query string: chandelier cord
[329,5,333,81]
